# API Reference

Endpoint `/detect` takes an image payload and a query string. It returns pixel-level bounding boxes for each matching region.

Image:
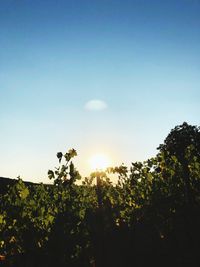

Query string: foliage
[0,123,200,267]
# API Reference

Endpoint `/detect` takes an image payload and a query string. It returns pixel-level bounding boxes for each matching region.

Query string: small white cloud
[84,99,108,111]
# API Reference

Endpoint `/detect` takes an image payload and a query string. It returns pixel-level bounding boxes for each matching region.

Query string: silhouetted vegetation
[0,122,200,267]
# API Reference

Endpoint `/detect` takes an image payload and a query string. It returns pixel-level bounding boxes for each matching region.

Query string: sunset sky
[0,0,200,183]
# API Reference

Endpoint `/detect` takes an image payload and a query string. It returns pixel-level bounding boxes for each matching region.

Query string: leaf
[64,153,70,161]
[57,152,63,163]
[65,149,77,161]
[48,170,55,180]
[0,215,4,224]
[68,149,77,158]
[20,187,29,199]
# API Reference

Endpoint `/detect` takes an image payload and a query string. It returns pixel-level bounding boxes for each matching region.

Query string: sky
[0,0,200,183]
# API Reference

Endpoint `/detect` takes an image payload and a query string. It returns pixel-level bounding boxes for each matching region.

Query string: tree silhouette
[158,122,200,206]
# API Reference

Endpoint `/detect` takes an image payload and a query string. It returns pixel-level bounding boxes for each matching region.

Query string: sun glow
[89,153,111,171]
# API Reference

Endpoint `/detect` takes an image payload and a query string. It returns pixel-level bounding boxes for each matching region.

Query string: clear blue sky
[0,0,200,182]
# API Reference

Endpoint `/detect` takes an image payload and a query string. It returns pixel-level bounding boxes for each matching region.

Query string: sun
[89,153,111,171]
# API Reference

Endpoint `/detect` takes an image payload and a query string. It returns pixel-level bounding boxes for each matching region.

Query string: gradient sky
[0,0,200,183]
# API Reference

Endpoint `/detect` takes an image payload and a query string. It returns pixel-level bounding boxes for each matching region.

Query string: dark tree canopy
[158,122,200,160]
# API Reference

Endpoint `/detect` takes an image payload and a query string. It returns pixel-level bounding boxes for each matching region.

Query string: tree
[158,122,200,206]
